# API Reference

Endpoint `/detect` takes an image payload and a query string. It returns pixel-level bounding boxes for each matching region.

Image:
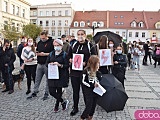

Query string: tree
[87,34,93,42]
[23,24,42,41]
[1,23,21,42]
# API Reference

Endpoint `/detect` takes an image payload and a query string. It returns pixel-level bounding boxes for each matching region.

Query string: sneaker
[62,100,69,111]
[2,89,9,92]
[70,108,79,116]
[27,93,37,99]
[42,93,49,101]
[54,104,60,113]
[26,90,31,95]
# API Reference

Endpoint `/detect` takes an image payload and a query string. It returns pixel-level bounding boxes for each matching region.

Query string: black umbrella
[93,31,122,47]
[97,74,128,113]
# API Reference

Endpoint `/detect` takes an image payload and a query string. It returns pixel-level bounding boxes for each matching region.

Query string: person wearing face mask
[0,39,16,94]
[127,43,133,70]
[61,35,70,54]
[132,43,142,72]
[68,29,96,116]
[27,31,54,100]
[46,39,69,113]
[21,38,37,94]
[112,46,127,88]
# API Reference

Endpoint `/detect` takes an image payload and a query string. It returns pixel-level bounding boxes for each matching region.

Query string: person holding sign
[80,55,102,120]
[68,30,96,116]
[46,39,69,113]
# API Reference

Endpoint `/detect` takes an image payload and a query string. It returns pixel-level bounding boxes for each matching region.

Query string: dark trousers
[2,66,14,90]
[154,58,160,68]
[148,52,152,64]
[24,65,37,90]
[81,85,97,119]
[19,58,24,74]
[127,53,131,67]
[143,52,148,64]
[71,76,81,109]
[49,87,63,105]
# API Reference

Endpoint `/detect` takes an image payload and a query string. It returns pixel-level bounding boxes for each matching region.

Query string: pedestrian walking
[154,44,160,68]
[127,44,133,70]
[46,39,69,113]
[68,29,96,116]
[80,55,102,120]
[0,40,16,94]
[61,35,70,54]
[27,31,54,100]
[21,38,37,95]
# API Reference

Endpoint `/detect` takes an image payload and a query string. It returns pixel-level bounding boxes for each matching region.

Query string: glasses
[77,34,84,36]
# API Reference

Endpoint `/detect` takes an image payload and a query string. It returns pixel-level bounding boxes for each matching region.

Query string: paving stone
[125,86,152,92]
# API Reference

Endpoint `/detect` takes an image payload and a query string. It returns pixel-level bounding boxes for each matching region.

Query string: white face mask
[28,42,33,46]
[136,44,139,46]
[117,50,122,54]
[77,36,85,42]
[109,44,114,47]
[54,46,62,51]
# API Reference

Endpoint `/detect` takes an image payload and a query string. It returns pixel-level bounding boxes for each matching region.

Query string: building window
[12,22,15,31]
[99,22,104,27]
[152,32,156,37]
[65,30,68,35]
[52,20,55,26]
[65,20,68,26]
[114,16,117,18]
[135,32,139,37]
[16,24,19,32]
[120,16,124,18]
[58,11,62,16]
[80,21,85,27]
[40,21,43,26]
[114,22,118,25]
[122,32,126,37]
[58,30,61,36]
[22,9,25,18]
[65,10,69,16]
[142,32,145,37]
[52,11,55,16]
[15,6,19,16]
[11,4,15,14]
[4,21,8,30]
[46,21,49,26]
[121,22,124,25]
[116,31,119,34]
[131,21,137,27]
[33,11,37,16]
[92,22,97,27]
[40,11,43,16]
[58,20,61,26]
[139,22,144,27]
[157,24,160,29]
[74,22,78,27]
[3,1,8,12]
[46,11,49,16]
[52,30,55,36]
[129,32,132,37]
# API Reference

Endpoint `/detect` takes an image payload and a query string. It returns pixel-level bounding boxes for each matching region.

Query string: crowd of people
[0,29,160,120]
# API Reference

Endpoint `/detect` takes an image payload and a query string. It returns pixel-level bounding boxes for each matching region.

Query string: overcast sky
[28,0,160,11]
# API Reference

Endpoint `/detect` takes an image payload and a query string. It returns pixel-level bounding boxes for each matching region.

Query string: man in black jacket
[0,40,16,94]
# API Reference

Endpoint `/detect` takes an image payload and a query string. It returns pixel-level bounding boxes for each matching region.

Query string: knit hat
[54,39,63,46]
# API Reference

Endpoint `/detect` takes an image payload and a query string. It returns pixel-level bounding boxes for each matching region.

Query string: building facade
[0,0,30,43]
[30,3,75,39]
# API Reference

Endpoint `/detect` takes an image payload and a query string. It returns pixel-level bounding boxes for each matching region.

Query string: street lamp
[87,20,100,36]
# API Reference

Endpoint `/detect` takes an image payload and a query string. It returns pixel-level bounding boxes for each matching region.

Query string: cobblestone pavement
[0,56,160,120]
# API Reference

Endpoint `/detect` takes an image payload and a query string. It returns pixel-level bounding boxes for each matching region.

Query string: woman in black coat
[46,39,69,113]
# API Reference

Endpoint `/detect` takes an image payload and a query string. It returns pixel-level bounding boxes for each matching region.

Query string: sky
[28,0,160,11]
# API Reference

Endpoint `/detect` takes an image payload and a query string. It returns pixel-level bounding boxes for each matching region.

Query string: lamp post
[87,20,100,36]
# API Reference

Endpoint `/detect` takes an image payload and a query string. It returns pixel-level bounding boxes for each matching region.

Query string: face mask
[41,39,47,42]
[77,36,84,42]
[0,44,1,46]
[54,46,62,51]
[136,44,139,46]
[28,42,33,46]
[129,45,131,47]
[109,44,114,47]
[117,50,122,54]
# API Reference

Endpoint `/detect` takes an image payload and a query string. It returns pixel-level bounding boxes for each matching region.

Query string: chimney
[83,8,85,13]
[132,8,134,12]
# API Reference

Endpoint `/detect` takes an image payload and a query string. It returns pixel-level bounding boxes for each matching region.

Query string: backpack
[49,51,66,59]
[156,49,160,55]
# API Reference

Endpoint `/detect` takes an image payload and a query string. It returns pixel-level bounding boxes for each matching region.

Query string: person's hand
[69,59,73,63]
[24,58,28,62]
[49,62,54,65]
[83,62,86,66]
[27,58,33,62]
[53,62,61,67]
[94,83,99,87]
[114,61,118,64]
[3,46,6,51]
[37,52,45,56]
[5,64,8,66]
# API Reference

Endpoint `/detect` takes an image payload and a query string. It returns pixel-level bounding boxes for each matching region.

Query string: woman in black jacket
[80,55,102,120]
[112,46,127,87]
[46,39,69,113]
[68,29,96,116]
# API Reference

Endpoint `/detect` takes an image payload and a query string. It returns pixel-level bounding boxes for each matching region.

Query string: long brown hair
[85,55,99,76]
[98,35,108,49]
[27,38,36,53]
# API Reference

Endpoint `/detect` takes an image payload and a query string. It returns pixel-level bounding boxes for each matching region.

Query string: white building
[0,0,31,44]
[30,2,75,39]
